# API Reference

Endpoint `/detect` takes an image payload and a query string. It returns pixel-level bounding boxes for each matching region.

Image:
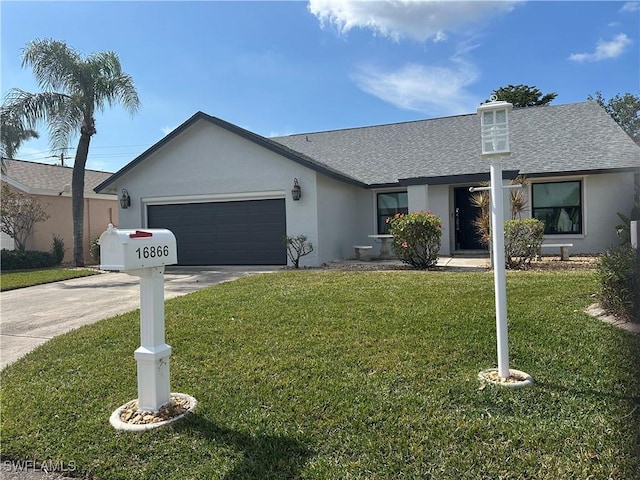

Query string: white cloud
[569,33,632,62]
[351,58,480,116]
[308,0,520,42]
[161,125,179,136]
[620,2,640,13]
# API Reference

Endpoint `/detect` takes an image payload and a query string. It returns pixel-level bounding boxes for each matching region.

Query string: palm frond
[509,175,529,219]
[3,89,80,152]
[47,100,84,152]
[0,107,40,160]
[94,73,141,115]
[21,39,84,93]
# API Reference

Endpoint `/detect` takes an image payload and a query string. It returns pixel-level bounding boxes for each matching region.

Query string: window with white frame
[531,181,582,235]
[377,192,408,234]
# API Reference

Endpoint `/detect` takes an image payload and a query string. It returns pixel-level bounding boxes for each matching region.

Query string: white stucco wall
[316,175,371,264]
[407,185,428,212]
[427,184,452,256]
[1,230,15,250]
[406,184,453,255]
[114,119,322,266]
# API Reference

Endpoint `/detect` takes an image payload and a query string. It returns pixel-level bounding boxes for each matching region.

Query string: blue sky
[1,1,638,173]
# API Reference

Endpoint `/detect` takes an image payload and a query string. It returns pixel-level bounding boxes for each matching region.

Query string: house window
[377,192,408,234]
[532,181,582,234]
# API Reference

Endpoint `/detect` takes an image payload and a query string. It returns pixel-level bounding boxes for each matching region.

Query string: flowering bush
[388,211,442,269]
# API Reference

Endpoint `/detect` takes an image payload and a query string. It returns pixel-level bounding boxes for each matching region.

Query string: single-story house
[2,159,118,264]
[94,101,640,267]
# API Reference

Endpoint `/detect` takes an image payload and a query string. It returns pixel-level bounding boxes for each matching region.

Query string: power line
[17,143,149,158]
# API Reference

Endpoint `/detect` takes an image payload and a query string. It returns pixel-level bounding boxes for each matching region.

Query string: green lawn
[0,268,100,291]
[1,270,638,479]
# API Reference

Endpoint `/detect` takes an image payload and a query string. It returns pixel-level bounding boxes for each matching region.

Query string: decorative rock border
[478,368,534,388]
[585,303,640,335]
[110,393,197,431]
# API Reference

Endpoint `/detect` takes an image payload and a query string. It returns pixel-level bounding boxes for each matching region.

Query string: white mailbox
[99,224,177,271]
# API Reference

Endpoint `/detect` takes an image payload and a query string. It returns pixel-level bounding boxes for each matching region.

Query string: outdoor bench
[353,245,373,261]
[539,243,573,261]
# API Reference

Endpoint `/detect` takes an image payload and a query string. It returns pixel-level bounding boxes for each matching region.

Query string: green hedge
[1,249,60,271]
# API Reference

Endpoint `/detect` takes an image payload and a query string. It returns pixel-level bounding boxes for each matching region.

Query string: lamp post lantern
[477,98,513,381]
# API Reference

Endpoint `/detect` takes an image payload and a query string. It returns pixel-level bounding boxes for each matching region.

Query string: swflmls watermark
[2,459,77,474]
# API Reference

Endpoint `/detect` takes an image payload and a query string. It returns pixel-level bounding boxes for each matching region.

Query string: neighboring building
[2,159,117,264]
[95,101,640,267]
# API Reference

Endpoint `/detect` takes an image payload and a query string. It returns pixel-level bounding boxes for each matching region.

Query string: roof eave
[399,170,521,186]
[522,166,640,178]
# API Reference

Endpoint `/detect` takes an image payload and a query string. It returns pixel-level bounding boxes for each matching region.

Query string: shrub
[388,211,442,269]
[89,236,101,264]
[504,218,545,269]
[283,234,314,268]
[0,249,58,271]
[596,244,640,323]
[51,235,66,265]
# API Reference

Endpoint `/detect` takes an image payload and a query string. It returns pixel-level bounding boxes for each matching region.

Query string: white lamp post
[476,99,533,387]
[478,98,512,379]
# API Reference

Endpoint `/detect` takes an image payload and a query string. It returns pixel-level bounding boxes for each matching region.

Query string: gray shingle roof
[96,101,640,193]
[271,101,640,185]
[2,159,115,195]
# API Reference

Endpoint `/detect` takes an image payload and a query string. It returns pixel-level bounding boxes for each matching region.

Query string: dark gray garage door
[147,199,286,265]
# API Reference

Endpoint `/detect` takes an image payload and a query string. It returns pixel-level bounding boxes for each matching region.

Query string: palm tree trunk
[72,132,91,267]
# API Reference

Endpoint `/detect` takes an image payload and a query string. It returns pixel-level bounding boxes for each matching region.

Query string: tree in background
[588,91,640,146]
[486,84,557,108]
[0,185,50,251]
[589,91,640,222]
[2,39,140,266]
[0,108,39,174]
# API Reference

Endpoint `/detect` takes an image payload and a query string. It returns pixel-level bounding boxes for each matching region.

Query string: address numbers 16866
[135,245,171,259]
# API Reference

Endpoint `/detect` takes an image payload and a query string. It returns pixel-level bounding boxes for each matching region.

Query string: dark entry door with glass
[454,187,484,250]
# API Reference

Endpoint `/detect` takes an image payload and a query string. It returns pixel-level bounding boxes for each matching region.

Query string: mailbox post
[99,224,178,412]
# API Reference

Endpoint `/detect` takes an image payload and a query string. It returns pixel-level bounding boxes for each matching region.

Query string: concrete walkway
[0,266,278,370]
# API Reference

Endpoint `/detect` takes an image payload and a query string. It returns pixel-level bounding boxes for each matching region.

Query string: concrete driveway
[0,266,279,370]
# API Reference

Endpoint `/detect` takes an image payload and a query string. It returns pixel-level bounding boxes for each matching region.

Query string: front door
[454,187,484,250]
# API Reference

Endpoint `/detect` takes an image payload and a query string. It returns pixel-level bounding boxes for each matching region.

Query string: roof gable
[94,111,366,193]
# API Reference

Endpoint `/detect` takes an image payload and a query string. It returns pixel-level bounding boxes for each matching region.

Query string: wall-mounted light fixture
[291,178,301,201]
[120,189,131,209]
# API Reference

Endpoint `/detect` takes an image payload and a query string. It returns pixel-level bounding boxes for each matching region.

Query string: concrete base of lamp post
[478,368,534,388]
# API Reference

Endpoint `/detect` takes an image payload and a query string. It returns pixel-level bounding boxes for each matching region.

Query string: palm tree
[0,108,39,174]
[3,39,140,265]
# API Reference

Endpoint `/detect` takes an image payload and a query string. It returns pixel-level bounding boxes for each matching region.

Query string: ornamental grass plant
[1,270,638,479]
